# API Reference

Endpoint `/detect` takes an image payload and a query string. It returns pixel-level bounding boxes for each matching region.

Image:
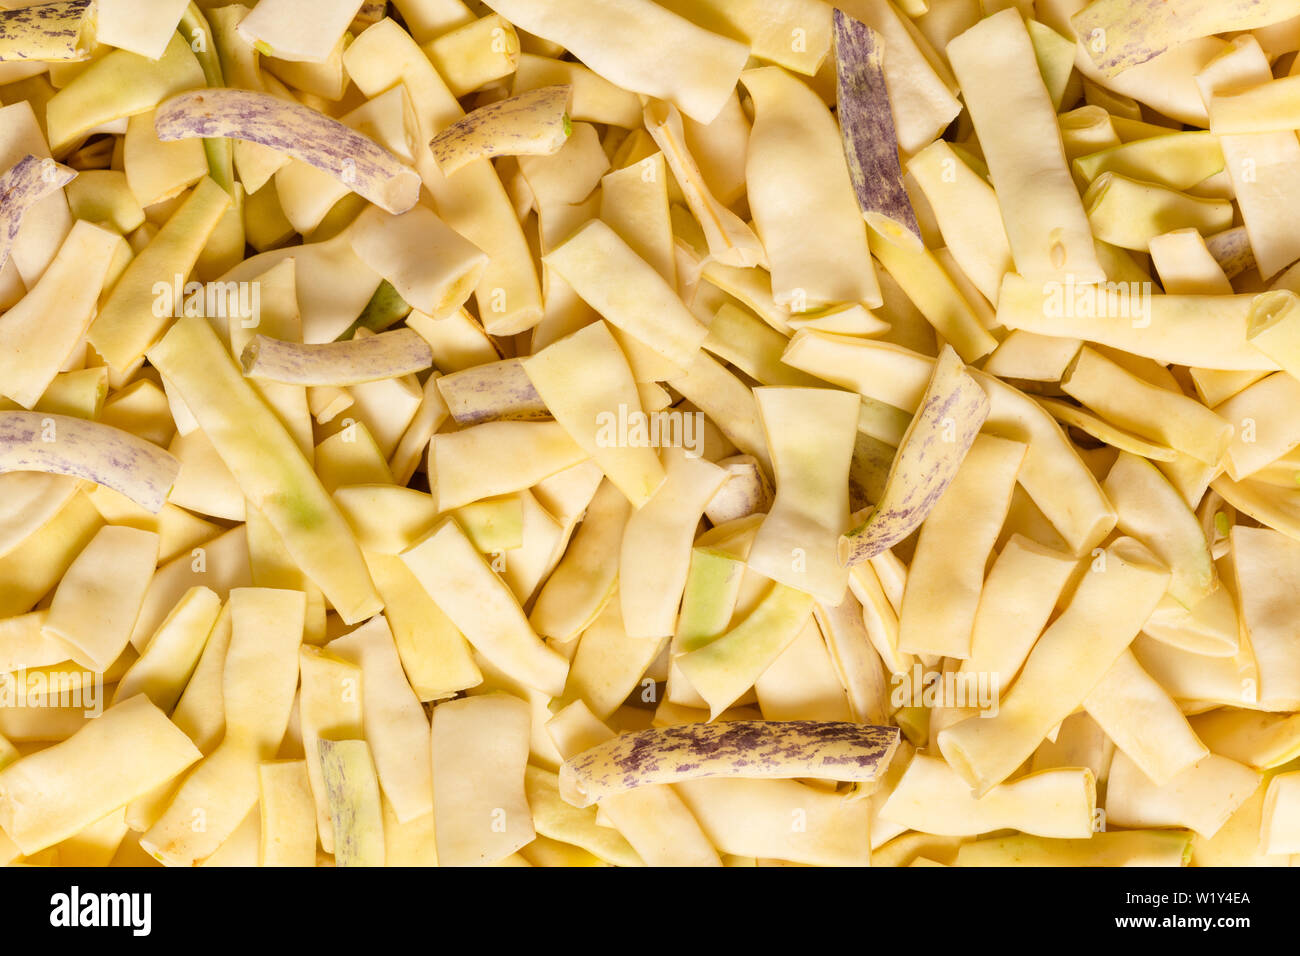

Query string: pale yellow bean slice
[431,694,534,867]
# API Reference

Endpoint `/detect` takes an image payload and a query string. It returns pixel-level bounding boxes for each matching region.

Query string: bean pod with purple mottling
[0,154,76,273]
[833,10,923,251]
[559,720,900,807]
[240,328,433,387]
[437,358,549,425]
[1072,0,1300,78]
[0,0,93,61]
[0,411,180,513]
[430,85,572,175]
[154,89,421,214]
[839,346,990,566]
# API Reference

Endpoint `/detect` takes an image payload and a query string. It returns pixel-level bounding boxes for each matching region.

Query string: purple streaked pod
[154,88,420,214]
[0,411,179,513]
[559,720,900,807]
[240,328,433,386]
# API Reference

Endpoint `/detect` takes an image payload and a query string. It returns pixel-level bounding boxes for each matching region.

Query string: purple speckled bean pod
[559,720,900,808]
[706,455,773,524]
[1072,0,1299,78]
[839,346,991,566]
[0,411,179,513]
[438,358,549,425]
[154,89,421,214]
[430,85,572,175]
[1206,226,1256,280]
[240,328,433,386]
[0,154,76,272]
[833,10,922,250]
[0,153,74,270]
[0,0,93,60]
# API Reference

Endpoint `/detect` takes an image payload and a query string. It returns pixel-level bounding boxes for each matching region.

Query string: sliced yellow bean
[754,618,852,722]
[899,435,1025,659]
[431,694,534,867]
[479,0,748,124]
[1230,526,1300,710]
[1106,750,1260,839]
[258,759,317,867]
[906,140,1013,305]
[43,526,159,673]
[947,10,1103,284]
[1260,771,1300,854]
[328,616,433,824]
[619,447,727,639]
[429,420,587,512]
[881,755,1095,838]
[298,644,363,854]
[938,537,1170,795]
[1196,37,1300,279]
[1084,172,1233,251]
[543,219,708,372]
[1190,710,1300,770]
[1105,451,1216,607]
[958,534,1078,692]
[0,695,200,855]
[677,777,873,867]
[565,598,665,720]
[147,316,381,624]
[88,178,232,377]
[1073,132,1225,191]
[1062,347,1232,466]
[45,32,205,154]
[112,586,221,711]
[347,204,487,319]
[741,66,880,310]
[643,100,763,269]
[1083,651,1209,786]
[676,583,815,719]
[141,588,304,866]
[1246,290,1300,381]
[524,320,665,508]
[363,550,481,703]
[401,517,568,696]
[955,829,1192,867]
[530,479,628,642]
